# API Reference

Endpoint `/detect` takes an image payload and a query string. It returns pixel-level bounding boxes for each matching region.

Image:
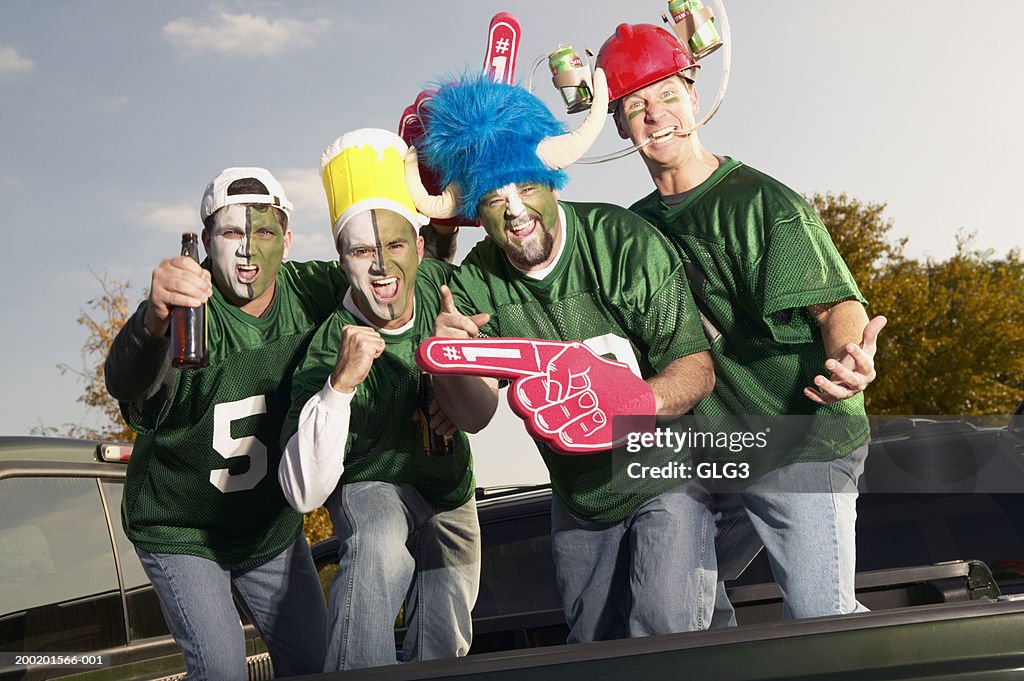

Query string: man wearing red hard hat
[596,21,887,622]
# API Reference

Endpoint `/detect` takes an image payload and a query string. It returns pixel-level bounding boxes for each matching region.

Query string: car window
[0,476,124,652]
[101,480,171,642]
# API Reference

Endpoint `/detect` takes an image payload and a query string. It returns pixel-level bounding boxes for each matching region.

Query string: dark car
[0,437,272,681]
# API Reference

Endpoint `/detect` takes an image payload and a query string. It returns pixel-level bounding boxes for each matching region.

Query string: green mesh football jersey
[122,260,346,566]
[450,202,709,523]
[630,158,870,466]
[285,259,474,510]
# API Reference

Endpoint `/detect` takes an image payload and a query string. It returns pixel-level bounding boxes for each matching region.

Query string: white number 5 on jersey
[210,395,268,493]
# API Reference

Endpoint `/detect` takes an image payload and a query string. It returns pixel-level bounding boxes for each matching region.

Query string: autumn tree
[303,508,335,545]
[34,273,138,443]
[812,193,1024,416]
[811,192,907,282]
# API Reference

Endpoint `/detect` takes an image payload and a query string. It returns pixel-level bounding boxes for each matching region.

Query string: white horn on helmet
[535,68,609,170]
[404,147,462,219]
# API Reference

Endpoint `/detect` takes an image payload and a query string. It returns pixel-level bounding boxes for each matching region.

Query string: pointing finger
[439,285,457,315]
[416,337,561,379]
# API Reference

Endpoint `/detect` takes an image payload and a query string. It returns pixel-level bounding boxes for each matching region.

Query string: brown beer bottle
[170,233,208,368]
[417,372,453,457]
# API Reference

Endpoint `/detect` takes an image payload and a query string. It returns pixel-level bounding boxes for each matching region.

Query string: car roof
[0,435,127,465]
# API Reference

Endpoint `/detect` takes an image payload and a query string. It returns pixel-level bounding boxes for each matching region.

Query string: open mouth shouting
[506,214,537,240]
[370,275,400,303]
[648,126,681,144]
[236,263,260,284]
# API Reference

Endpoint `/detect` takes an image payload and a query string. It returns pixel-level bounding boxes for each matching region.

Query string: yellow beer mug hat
[320,128,426,240]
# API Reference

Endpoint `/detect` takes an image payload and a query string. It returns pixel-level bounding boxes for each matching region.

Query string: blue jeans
[323,481,480,671]
[711,442,869,625]
[136,534,328,681]
[551,481,716,642]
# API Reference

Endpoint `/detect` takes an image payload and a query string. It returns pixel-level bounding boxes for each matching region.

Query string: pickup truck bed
[301,420,1024,680]
[304,550,1024,680]
[296,596,1024,681]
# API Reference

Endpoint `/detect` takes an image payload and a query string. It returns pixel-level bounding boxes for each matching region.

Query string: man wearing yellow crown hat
[279,128,487,671]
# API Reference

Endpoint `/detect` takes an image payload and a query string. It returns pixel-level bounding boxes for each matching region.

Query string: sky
[1,1,1021,487]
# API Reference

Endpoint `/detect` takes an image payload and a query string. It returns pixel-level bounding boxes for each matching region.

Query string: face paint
[205,204,290,312]
[501,183,527,219]
[477,182,560,270]
[616,76,699,165]
[336,209,422,329]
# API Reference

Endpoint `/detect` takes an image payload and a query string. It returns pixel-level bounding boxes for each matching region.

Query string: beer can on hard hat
[665,0,722,59]
[548,45,593,114]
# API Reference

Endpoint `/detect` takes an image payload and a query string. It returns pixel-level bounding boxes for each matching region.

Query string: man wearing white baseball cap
[105,167,346,680]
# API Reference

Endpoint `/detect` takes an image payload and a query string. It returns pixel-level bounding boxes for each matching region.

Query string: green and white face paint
[336,209,422,329]
[615,75,700,168]
[477,182,561,271]
[204,204,291,310]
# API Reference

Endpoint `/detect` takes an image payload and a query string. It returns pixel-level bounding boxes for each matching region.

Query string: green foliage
[303,507,335,546]
[812,193,1024,416]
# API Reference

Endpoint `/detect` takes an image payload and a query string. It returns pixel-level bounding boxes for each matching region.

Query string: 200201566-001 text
[1,653,109,669]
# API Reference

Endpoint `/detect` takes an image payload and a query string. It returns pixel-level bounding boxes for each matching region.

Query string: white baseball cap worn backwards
[200,166,294,222]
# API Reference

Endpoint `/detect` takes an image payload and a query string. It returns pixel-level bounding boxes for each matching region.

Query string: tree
[303,508,334,545]
[34,272,137,443]
[811,192,907,282]
[812,193,1024,416]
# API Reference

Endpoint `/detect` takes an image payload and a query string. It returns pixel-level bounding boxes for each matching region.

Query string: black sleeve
[104,306,175,403]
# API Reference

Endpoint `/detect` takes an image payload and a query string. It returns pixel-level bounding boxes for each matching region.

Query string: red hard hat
[596,23,698,105]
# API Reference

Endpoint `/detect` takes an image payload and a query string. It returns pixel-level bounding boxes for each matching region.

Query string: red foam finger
[398,89,464,227]
[507,391,606,454]
[508,350,657,455]
[543,345,593,401]
[416,338,582,379]
[515,374,553,410]
[555,411,613,454]
[532,390,601,435]
[483,13,521,85]
[398,104,424,147]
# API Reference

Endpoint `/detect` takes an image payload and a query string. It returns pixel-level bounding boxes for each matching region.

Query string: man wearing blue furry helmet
[407,68,719,641]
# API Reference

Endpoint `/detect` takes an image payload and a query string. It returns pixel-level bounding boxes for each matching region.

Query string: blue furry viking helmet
[405,68,609,221]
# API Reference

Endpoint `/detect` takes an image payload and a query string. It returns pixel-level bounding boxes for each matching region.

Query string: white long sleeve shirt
[278,379,355,514]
